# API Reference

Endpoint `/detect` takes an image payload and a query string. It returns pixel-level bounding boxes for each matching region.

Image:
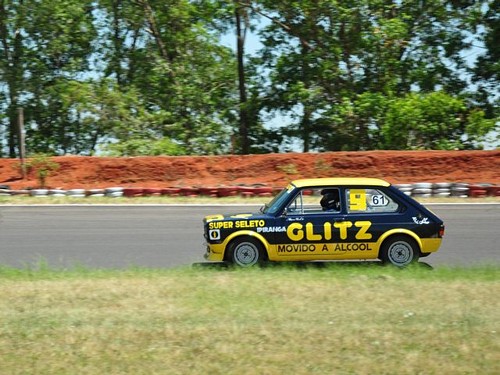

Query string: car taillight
[439,225,445,238]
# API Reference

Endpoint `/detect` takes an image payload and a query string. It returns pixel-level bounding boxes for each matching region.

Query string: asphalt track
[0,204,498,269]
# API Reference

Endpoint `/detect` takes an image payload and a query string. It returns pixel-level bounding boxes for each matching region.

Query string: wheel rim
[387,241,414,266]
[233,242,259,266]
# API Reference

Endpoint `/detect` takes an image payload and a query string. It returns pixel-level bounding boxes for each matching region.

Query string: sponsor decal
[257,226,287,233]
[286,221,372,242]
[412,217,430,225]
[208,219,266,230]
[278,244,316,253]
[208,221,234,229]
[370,194,389,206]
[286,216,305,222]
[331,243,373,252]
[349,189,367,211]
[235,220,265,228]
[209,229,221,240]
[276,242,374,254]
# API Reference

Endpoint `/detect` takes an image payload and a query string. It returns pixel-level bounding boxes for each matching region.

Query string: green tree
[0,0,27,157]
[97,0,237,155]
[472,0,499,126]
[380,92,495,150]
[1,0,97,156]
[256,0,493,151]
[1,0,497,155]
[200,0,279,154]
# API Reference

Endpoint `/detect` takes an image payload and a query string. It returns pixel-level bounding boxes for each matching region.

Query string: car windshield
[261,185,294,215]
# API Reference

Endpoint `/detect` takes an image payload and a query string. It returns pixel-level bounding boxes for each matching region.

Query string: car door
[268,187,346,261]
[342,187,405,258]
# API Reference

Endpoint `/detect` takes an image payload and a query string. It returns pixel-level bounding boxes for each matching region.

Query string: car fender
[221,230,271,255]
[376,229,423,253]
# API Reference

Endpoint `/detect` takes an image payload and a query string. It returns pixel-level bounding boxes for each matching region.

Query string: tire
[380,236,419,267]
[228,238,264,267]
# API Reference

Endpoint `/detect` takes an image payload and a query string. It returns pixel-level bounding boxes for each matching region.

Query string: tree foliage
[380,92,495,150]
[256,0,498,151]
[0,0,498,157]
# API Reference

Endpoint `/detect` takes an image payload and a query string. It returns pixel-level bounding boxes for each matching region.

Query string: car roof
[291,178,391,188]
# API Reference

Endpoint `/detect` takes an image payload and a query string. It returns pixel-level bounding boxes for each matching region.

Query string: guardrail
[1,183,499,198]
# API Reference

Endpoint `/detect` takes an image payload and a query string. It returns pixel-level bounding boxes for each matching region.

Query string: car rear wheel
[380,236,419,267]
[229,238,264,267]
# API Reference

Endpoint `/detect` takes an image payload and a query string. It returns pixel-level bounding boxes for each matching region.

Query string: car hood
[203,212,268,223]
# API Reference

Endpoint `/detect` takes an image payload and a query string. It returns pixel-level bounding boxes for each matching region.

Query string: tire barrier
[238,186,256,198]
[393,184,413,196]
[179,187,200,197]
[198,187,219,197]
[253,186,274,197]
[0,183,498,199]
[87,188,105,197]
[0,184,11,196]
[411,182,434,198]
[105,187,124,197]
[216,186,239,197]
[467,184,496,198]
[143,188,162,196]
[451,183,469,198]
[49,189,67,197]
[123,188,144,197]
[393,182,476,198]
[235,185,275,198]
[0,189,11,196]
[66,189,86,198]
[161,188,181,196]
[30,189,49,197]
[489,185,500,197]
[433,182,452,198]
[9,189,30,196]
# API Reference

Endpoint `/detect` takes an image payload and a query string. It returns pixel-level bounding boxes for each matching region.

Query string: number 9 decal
[349,189,367,211]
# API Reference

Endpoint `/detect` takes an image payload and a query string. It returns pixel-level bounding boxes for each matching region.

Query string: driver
[320,189,340,211]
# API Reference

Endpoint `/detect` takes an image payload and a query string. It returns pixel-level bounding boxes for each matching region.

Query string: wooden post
[17,107,26,178]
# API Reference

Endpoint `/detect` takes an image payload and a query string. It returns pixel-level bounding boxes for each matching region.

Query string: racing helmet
[320,189,340,211]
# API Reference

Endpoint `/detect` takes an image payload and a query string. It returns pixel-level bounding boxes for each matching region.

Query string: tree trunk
[0,0,24,157]
[235,2,249,154]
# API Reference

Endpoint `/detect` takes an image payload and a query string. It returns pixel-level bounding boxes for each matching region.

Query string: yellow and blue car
[203,178,445,267]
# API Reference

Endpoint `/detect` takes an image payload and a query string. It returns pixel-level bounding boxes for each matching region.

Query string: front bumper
[204,244,225,262]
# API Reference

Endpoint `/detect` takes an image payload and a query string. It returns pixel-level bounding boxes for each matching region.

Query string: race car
[203,178,445,267]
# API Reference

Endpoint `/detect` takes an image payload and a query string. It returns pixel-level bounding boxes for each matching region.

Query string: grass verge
[0,264,499,374]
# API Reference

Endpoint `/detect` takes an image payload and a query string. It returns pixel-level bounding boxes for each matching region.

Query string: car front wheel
[229,238,264,267]
[380,236,419,267]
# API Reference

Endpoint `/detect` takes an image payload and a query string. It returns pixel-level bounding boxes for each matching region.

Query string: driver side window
[286,188,341,215]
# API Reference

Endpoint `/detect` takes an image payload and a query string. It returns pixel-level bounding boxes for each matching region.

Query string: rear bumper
[420,238,442,253]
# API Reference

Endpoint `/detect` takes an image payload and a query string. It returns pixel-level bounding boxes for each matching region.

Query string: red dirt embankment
[0,150,499,189]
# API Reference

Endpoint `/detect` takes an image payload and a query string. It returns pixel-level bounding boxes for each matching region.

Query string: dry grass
[0,265,499,374]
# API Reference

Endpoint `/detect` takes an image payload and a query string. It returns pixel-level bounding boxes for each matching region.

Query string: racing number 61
[371,194,387,206]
